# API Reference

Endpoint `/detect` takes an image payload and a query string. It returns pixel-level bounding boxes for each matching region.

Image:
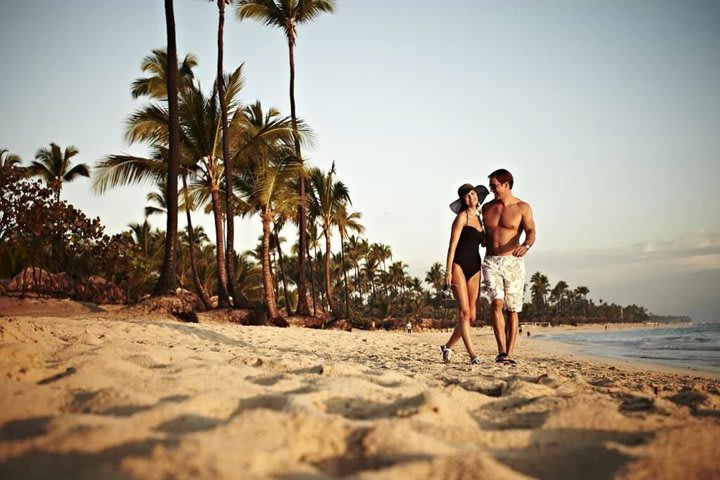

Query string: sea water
[534,323,720,373]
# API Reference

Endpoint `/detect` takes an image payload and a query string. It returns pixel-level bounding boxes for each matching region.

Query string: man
[481,168,536,365]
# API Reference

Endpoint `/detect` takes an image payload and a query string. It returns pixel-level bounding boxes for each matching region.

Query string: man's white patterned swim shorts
[481,255,526,312]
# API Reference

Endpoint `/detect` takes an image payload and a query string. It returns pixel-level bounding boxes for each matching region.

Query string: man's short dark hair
[489,168,514,189]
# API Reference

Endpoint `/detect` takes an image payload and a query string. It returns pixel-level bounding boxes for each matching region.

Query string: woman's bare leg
[445,264,478,359]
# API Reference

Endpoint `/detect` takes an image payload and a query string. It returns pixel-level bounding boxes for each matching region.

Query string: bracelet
[523,244,531,249]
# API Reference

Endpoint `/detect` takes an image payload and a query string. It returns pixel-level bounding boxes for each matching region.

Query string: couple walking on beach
[441,168,536,365]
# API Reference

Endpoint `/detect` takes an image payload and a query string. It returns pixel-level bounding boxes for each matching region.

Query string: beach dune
[0,298,718,479]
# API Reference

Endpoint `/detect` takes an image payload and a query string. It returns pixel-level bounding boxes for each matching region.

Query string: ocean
[533,323,720,374]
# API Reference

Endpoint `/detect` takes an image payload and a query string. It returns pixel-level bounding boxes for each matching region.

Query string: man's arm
[512,203,535,257]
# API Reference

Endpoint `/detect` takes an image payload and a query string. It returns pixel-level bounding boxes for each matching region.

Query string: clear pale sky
[2,1,719,321]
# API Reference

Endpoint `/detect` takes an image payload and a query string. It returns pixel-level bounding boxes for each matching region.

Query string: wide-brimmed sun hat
[449,183,490,213]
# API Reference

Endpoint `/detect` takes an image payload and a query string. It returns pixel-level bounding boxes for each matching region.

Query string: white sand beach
[1,298,719,479]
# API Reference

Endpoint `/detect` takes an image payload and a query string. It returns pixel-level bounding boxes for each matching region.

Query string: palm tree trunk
[155,0,179,296]
[314,243,326,312]
[217,0,241,307]
[287,39,310,316]
[209,180,231,307]
[261,214,280,320]
[340,236,351,319]
[323,224,338,318]
[305,241,317,317]
[182,174,212,310]
[273,225,291,314]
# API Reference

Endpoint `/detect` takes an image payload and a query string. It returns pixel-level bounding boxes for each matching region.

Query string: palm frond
[63,163,90,182]
[92,154,165,194]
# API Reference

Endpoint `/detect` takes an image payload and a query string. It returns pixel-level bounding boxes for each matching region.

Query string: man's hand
[512,245,529,257]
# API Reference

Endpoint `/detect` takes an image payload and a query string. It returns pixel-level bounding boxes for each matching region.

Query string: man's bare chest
[484,206,522,231]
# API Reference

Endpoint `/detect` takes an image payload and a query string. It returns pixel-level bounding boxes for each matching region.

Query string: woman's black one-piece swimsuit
[453,213,483,280]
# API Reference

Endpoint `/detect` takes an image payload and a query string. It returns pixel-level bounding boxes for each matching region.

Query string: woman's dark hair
[489,168,514,189]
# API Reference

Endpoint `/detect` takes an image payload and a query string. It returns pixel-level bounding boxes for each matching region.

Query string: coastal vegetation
[0,0,651,328]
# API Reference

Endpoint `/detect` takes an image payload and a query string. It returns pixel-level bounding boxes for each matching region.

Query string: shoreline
[523,324,719,380]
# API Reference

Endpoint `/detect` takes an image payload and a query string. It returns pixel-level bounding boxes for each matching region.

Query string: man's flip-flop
[506,358,517,366]
[495,353,509,363]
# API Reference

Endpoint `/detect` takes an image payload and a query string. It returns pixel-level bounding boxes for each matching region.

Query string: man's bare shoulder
[482,199,501,212]
[511,197,532,211]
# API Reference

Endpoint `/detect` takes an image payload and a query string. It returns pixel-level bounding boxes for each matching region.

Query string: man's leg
[504,257,525,360]
[506,311,519,357]
[491,299,506,354]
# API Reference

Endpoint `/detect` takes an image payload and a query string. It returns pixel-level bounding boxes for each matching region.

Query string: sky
[1,1,719,321]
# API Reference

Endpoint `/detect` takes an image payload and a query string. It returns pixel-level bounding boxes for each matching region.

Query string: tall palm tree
[334,205,364,318]
[211,0,240,303]
[236,0,336,316]
[155,0,181,295]
[307,162,349,319]
[28,143,89,201]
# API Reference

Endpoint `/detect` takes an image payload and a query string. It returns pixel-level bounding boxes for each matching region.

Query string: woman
[440,183,489,364]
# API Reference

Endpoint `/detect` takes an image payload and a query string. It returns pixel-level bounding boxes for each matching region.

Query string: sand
[1,298,719,479]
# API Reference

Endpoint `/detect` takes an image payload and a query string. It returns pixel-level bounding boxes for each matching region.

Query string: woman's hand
[444,272,453,288]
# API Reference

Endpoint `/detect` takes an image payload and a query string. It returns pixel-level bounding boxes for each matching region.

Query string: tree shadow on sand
[159,322,252,349]
[491,428,649,480]
[0,438,179,479]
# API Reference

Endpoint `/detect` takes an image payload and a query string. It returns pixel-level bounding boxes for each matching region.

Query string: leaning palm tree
[236,0,336,316]
[97,59,248,307]
[28,143,89,201]
[236,148,302,321]
[307,162,349,319]
[234,103,306,321]
[333,204,364,318]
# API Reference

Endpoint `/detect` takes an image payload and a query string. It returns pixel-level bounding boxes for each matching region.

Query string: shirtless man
[481,169,536,365]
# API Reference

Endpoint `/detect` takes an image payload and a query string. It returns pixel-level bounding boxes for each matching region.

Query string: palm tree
[345,235,368,301]
[549,280,569,316]
[575,286,590,316]
[155,0,182,295]
[28,143,89,201]
[234,103,304,320]
[236,0,336,316]
[424,262,445,297]
[1,149,22,170]
[130,49,197,99]
[96,55,248,307]
[529,272,550,318]
[210,0,241,302]
[334,205,364,318]
[307,162,349,319]
[238,152,301,320]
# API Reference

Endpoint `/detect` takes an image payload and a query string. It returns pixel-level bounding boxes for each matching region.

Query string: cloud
[528,230,720,322]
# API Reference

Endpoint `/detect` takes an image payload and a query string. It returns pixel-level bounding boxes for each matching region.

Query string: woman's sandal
[495,352,509,363]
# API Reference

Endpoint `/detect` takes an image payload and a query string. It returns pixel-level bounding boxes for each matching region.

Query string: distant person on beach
[440,183,490,365]
[406,321,412,333]
[482,169,536,365]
